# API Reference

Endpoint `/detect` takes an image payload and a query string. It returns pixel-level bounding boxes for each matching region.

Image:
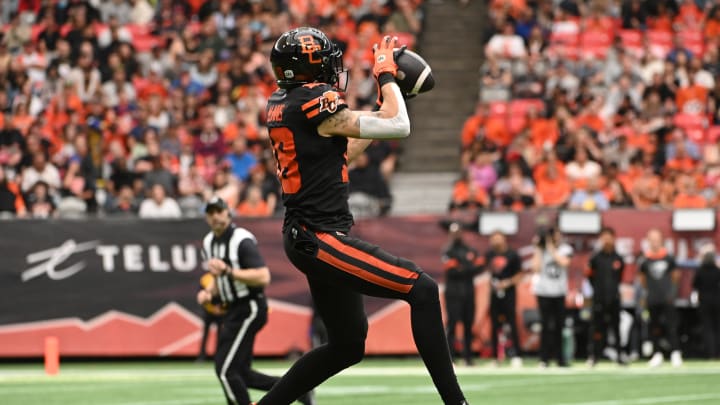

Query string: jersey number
[269,127,301,194]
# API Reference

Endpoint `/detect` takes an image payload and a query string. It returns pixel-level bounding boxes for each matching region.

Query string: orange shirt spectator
[631,167,661,209]
[535,166,571,207]
[460,114,484,149]
[450,177,489,210]
[533,150,566,182]
[672,175,707,208]
[491,0,528,19]
[530,118,559,149]
[618,161,643,192]
[666,156,696,173]
[676,84,708,114]
[289,0,334,20]
[705,9,720,39]
[673,193,707,208]
[575,113,604,133]
[11,104,34,135]
[484,116,512,147]
[675,0,703,28]
[236,186,271,218]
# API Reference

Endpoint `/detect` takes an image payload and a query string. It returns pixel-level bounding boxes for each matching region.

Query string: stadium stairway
[400,0,485,173]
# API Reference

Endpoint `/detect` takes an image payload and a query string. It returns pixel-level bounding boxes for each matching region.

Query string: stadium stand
[455,0,720,215]
[0,0,424,219]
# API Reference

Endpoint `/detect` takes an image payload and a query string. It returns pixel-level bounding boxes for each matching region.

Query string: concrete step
[399,0,485,174]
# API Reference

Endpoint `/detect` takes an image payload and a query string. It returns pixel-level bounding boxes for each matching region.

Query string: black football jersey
[266,83,354,233]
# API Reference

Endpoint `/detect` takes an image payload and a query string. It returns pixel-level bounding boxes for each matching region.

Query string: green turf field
[1,358,719,405]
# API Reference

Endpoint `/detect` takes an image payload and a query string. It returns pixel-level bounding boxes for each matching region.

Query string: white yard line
[558,393,720,405]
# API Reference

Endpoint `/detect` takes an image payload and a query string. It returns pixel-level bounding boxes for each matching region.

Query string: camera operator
[531,227,573,368]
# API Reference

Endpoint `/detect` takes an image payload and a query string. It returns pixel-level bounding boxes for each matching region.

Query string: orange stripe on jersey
[302,98,320,111]
[306,109,320,119]
[316,233,420,280]
[317,249,413,293]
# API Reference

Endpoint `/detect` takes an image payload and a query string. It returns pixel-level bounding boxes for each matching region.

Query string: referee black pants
[215,298,278,405]
[256,225,465,405]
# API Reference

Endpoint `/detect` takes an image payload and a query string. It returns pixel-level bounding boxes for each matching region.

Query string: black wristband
[377,72,395,87]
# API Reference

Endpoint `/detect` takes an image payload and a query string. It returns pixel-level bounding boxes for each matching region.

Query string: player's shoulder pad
[295,83,348,123]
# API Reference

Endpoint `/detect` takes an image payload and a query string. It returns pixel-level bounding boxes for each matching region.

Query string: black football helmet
[270,27,345,90]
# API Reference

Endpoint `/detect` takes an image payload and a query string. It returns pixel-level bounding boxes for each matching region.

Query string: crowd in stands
[453,0,720,213]
[0,0,422,219]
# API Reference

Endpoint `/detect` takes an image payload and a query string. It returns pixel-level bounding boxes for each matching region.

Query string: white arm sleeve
[358,83,411,139]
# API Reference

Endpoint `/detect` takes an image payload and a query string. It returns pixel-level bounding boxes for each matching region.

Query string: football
[394,49,435,97]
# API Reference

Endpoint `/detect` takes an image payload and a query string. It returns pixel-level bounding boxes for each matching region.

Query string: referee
[196,197,313,405]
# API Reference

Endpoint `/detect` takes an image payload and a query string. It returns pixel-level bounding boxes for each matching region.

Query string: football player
[253,27,468,405]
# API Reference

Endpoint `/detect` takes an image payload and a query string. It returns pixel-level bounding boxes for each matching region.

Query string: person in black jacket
[442,222,484,365]
[485,231,524,366]
[586,227,625,366]
[692,244,720,359]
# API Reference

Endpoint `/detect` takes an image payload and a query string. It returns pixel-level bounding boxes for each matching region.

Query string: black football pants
[256,225,466,405]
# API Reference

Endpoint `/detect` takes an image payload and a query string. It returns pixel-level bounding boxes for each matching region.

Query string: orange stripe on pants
[316,249,413,293]
[316,233,420,280]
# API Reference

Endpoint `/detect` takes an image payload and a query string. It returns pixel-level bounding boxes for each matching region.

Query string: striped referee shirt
[202,224,265,305]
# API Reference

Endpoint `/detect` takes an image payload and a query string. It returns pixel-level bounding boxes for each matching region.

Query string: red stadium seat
[685,128,705,143]
[579,30,612,58]
[647,29,673,44]
[676,30,704,57]
[673,113,707,129]
[31,24,45,41]
[646,29,673,57]
[125,24,152,37]
[618,29,643,57]
[133,35,160,52]
[507,115,527,135]
[510,98,544,116]
[707,126,720,143]
[549,24,580,60]
[488,101,508,117]
[673,113,708,143]
[60,23,71,37]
